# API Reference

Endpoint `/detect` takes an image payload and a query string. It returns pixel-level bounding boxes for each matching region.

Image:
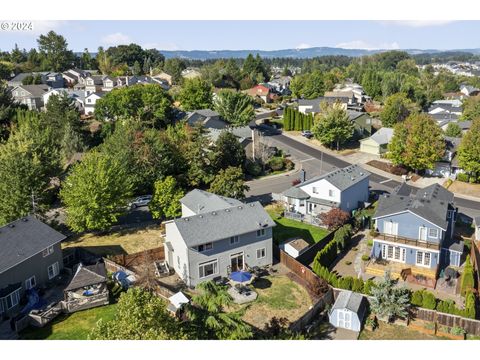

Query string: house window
[387,246,393,259]
[312,187,319,194]
[257,229,266,237]
[428,228,439,239]
[416,251,432,267]
[6,289,20,310]
[25,276,36,290]
[42,246,54,257]
[48,262,59,280]
[256,248,266,259]
[230,236,240,245]
[328,189,334,197]
[198,259,218,279]
[197,243,213,252]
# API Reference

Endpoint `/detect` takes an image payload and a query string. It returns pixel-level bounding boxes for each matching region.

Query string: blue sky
[1,20,479,52]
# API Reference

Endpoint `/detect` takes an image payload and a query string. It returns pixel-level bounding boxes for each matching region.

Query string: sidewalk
[281,132,480,201]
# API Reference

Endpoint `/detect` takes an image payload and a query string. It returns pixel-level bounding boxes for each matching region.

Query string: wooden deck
[374,233,440,251]
[365,260,437,280]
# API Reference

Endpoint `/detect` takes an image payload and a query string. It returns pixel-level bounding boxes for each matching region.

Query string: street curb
[245,165,301,184]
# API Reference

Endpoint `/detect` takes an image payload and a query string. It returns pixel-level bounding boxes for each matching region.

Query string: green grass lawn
[20,304,117,340]
[266,208,330,245]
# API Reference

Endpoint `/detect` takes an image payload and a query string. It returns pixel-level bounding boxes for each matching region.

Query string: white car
[129,195,152,209]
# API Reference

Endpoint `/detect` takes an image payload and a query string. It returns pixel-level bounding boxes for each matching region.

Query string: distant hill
[158,47,480,60]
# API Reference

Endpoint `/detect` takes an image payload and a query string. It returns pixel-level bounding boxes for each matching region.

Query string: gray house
[329,290,367,332]
[10,84,50,110]
[370,184,462,281]
[282,164,370,215]
[165,189,275,287]
[0,216,65,318]
[8,72,64,88]
[184,109,225,130]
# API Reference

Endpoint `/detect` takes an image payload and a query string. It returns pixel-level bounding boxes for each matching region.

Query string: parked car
[301,130,313,139]
[129,195,152,209]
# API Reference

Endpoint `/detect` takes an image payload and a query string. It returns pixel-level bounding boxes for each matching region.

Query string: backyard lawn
[266,207,330,245]
[240,275,312,329]
[20,304,117,340]
[62,225,163,256]
[359,321,444,340]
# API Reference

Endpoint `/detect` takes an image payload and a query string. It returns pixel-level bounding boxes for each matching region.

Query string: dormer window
[230,236,240,245]
[329,189,335,197]
[42,246,54,257]
[256,229,266,237]
[198,242,213,252]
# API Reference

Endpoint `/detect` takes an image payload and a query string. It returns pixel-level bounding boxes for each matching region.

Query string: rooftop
[299,164,370,191]
[332,290,365,313]
[64,262,107,291]
[180,189,243,215]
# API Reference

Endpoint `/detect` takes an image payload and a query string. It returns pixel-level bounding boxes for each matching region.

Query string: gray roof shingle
[180,189,243,214]
[65,262,107,291]
[174,201,275,247]
[366,127,394,145]
[299,164,370,191]
[332,290,365,313]
[0,216,66,274]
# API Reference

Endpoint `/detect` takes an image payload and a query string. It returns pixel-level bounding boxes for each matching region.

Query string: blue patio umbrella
[229,271,253,283]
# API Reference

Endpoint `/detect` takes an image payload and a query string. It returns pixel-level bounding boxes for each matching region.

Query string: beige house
[359,127,394,155]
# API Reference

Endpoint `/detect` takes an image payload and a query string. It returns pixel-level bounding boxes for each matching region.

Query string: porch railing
[374,233,441,250]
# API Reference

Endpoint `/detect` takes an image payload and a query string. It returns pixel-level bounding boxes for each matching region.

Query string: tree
[318,208,350,230]
[94,84,173,128]
[149,176,184,220]
[445,122,463,138]
[96,46,112,75]
[60,151,133,232]
[178,78,213,111]
[208,166,249,199]
[132,60,142,75]
[458,119,480,177]
[387,113,445,172]
[163,58,186,84]
[185,281,252,340]
[461,95,480,121]
[370,272,410,322]
[80,48,95,70]
[380,93,417,128]
[0,82,15,139]
[461,255,475,296]
[37,31,74,72]
[90,288,186,340]
[261,317,305,340]
[214,90,254,127]
[312,105,354,150]
[209,131,246,171]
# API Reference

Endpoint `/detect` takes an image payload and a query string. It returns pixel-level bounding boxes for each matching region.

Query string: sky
[1,20,480,52]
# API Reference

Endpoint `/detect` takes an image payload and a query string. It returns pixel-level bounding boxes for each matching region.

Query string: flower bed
[408,320,436,336]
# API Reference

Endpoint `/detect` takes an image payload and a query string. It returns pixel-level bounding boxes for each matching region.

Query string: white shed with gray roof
[359,127,394,155]
[329,290,366,332]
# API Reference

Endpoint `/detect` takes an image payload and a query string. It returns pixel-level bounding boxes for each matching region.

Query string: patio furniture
[229,271,253,284]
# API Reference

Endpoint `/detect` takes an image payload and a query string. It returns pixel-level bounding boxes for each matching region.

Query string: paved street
[247,129,480,216]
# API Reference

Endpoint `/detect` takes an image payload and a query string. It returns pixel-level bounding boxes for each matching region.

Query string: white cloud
[380,20,456,28]
[295,43,312,50]
[335,40,400,50]
[101,32,132,46]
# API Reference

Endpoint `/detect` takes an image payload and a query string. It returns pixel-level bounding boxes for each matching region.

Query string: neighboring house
[10,84,50,110]
[62,69,91,85]
[43,88,85,113]
[84,92,105,115]
[154,72,173,86]
[164,189,275,287]
[184,109,224,130]
[267,76,291,95]
[460,84,480,97]
[348,110,373,139]
[329,290,367,332]
[182,68,202,80]
[333,81,372,104]
[283,238,310,258]
[426,136,463,178]
[324,90,356,105]
[298,97,349,114]
[359,127,394,155]
[8,72,64,88]
[282,164,370,215]
[63,262,109,313]
[85,75,104,95]
[244,84,272,103]
[0,216,66,318]
[474,217,480,241]
[370,184,462,282]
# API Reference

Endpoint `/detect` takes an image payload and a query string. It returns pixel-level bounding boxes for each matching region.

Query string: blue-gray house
[369,183,463,281]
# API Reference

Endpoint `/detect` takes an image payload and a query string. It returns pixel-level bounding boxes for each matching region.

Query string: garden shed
[284,238,310,258]
[329,290,366,332]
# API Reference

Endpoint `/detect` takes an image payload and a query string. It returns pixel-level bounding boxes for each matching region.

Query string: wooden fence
[109,245,165,269]
[414,307,480,336]
[470,240,480,292]
[290,288,334,332]
[274,246,320,288]
[296,231,335,266]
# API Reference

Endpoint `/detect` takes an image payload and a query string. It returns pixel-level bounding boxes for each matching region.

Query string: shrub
[307,277,329,298]
[361,255,370,262]
[363,279,375,296]
[345,261,352,266]
[464,291,476,319]
[367,239,373,247]
[411,290,424,307]
[421,291,437,310]
[338,276,353,290]
[451,326,466,336]
[314,239,338,268]
[457,173,469,182]
[365,315,378,330]
[334,224,353,251]
[245,160,262,177]
[424,322,435,330]
[461,255,475,296]
[352,278,364,293]
[437,299,457,315]
[267,156,285,171]
[319,208,351,230]
[284,158,295,170]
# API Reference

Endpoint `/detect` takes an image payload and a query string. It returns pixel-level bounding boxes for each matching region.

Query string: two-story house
[10,84,50,110]
[369,184,462,281]
[282,164,370,215]
[164,189,275,287]
[0,216,66,318]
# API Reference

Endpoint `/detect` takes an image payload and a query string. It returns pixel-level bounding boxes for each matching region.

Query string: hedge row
[283,107,314,131]
[461,255,475,296]
[313,224,352,268]
[312,264,375,296]
[410,289,476,319]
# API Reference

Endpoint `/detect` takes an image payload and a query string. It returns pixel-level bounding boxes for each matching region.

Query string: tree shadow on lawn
[273,222,316,245]
[252,278,272,290]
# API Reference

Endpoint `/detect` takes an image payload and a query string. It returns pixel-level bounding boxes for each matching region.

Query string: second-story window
[328,189,334,197]
[230,236,240,245]
[312,187,318,194]
[198,242,213,252]
[428,228,439,238]
[42,246,54,257]
[256,229,266,237]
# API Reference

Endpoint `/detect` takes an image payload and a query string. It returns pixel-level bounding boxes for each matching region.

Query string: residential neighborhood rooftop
[180,189,243,214]
[331,290,365,313]
[300,164,370,191]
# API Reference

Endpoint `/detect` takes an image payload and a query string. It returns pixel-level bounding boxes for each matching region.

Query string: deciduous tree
[312,105,354,150]
[178,78,213,111]
[149,176,184,220]
[458,119,480,177]
[214,90,254,127]
[208,166,249,199]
